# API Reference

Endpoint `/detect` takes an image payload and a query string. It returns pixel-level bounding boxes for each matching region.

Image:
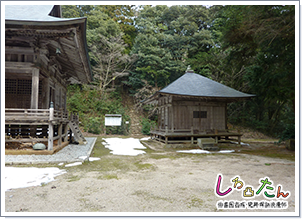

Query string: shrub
[67,86,131,135]
[87,117,102,134]
[141,118,156,135]
[279,122,295,142]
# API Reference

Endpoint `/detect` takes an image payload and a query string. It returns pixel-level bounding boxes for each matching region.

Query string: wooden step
[68,121,86,145]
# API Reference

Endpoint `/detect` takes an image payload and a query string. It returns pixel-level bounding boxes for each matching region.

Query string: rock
[286,139,295,151]
[33,143,46,150]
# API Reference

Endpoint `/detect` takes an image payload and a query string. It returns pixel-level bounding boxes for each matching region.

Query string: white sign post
[104,114,122,134]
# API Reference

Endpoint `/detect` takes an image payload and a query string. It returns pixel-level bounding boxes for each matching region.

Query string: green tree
[95,5,137,53]
[218,5,295,137]
[61,5,81,18]
[90,34,136,94]
[130,5,213,90]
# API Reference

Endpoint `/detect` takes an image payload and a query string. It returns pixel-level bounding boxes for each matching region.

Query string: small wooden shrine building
[145,68,255,144]
[5,5,92,152]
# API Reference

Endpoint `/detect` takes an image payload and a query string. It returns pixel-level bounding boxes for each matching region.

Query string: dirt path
[5,141,296,214]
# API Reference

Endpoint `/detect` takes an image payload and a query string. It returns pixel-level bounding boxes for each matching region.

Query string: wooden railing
[150,125,242,145]
[70,112,79,124]
[5,103,82,151]
[54,109,69,121]
[5,108,69,124]
[151,125,235,135]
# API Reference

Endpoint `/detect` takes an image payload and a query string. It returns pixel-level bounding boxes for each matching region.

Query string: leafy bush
[87,117,102,134]
[278,111,295,142]
[67,93,89,113]
[279,122,295,142]
[67,85,131,135]
[141,118,156,135]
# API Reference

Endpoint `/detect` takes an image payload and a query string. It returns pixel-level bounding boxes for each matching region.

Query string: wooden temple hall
[5,5,92,151]
[145,68,255,145]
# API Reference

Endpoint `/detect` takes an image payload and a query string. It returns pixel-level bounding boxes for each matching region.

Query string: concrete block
[197,138,218,150]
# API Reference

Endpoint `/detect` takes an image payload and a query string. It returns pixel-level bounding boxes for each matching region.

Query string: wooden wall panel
[213,106,226,130]
[192,105,211,131]
[171,100,226,132]
[173,105,191,130]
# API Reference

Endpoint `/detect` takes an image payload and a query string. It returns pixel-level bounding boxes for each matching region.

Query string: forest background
[62,5,295,141]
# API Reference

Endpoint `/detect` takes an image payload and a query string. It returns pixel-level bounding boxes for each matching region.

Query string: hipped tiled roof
[159,71,255,98]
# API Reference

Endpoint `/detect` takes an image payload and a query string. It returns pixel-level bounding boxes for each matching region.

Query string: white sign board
[105,114,122,126]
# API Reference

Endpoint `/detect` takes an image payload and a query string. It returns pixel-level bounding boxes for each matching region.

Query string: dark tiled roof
[159,72,255,98]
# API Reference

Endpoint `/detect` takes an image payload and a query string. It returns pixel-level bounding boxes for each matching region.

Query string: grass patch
[64,137,143,173]
[188,196,204,208]
[76,156,136,173]
[132,190,172,203]
[8,137,294,176]
[179,187,188,191]
[89,138,112,158]
[148,153,174,160]
[238,146,295,161]
[134,161,156,171]
[98,174,118,180]
[218,143,295,161]
[67,175,81,182]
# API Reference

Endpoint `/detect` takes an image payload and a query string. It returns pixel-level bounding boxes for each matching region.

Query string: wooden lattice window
[17,80,32,94]
[11,54,18,62]
[5,79,17,94]
[5,54,34,62]
[193,111,207,118]
[26,55,34,62]
[5,79,42,95]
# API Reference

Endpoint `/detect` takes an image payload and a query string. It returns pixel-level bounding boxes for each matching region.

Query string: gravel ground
[5,137,97,165]
[4,139,297,216]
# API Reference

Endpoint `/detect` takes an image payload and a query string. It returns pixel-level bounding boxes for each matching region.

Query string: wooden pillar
[171,104,174,133]
[165,106,168,128]
[59,87,62,109]
[63,89,67,112]
[190,105,193,132]
[210,106,214,131]
[159,106,162,130]
[162,107,164,130]
[58,123,62,147]
[29,68,39,137]
[238,135,241,145]
[199,103,201,133]
[42,78,50,109]
[31,68,39,109]
[191,126,194,144]
[48,102,54,151]
[64,123,69,142]
[225,103,228,131]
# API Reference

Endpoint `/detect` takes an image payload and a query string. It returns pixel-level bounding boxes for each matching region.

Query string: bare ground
[4,138,296,215]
